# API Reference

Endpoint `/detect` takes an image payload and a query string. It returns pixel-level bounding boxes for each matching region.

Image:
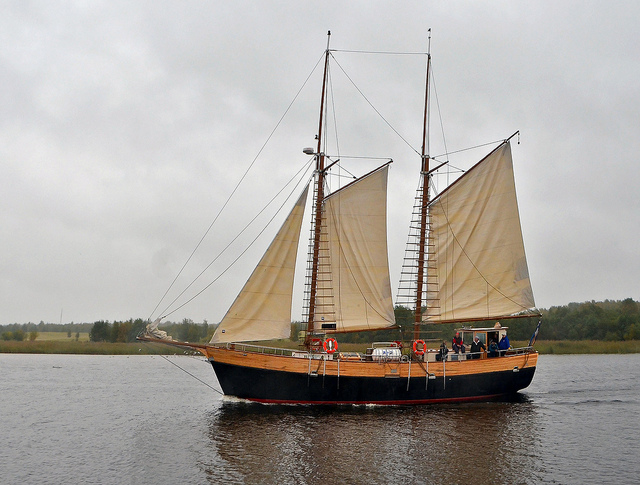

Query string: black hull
[210,360,536,405]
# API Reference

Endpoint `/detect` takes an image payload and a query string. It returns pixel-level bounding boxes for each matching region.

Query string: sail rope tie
[159,354,223,395]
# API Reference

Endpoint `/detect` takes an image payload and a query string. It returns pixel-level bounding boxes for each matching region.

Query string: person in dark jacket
[488,339,499,357]
[470,335,486,359]
[452,332,465,353]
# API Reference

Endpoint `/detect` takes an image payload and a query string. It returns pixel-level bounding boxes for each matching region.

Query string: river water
[1,353,638,484]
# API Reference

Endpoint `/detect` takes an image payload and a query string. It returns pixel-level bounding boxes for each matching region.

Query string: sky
[1,0,639,325]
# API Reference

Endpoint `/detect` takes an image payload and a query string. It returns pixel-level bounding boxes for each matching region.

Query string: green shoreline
[0,339,638,355]
[0,340,180,355]
[516,340,640,354]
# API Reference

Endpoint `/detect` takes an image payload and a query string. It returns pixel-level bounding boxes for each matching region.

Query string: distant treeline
[0,321,94,334]
[0,318,212,343]
[2,298,638,344]
[0,321,93,341]
[540,298,638,341]
[88,319,212,343]
[295,298,640,344]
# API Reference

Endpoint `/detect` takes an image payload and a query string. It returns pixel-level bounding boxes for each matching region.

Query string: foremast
[305,31,331,348]
[413,32,432,340]
[304,32,396,344]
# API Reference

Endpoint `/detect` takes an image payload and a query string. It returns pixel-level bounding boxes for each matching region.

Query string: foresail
[426,141,535,322]
[210,185,309,343]
[314,164,396,332]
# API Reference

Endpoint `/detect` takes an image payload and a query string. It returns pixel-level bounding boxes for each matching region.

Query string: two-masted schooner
[140,33,541,404]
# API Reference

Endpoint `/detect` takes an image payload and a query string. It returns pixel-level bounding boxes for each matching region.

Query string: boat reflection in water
[203,396,543,484]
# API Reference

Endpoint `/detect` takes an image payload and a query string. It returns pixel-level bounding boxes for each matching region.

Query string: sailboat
[140,33,541,404]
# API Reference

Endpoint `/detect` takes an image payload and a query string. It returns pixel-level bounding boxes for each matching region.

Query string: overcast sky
[2,1,639,325]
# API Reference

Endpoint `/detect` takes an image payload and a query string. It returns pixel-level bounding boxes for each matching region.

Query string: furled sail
[144,318,173,341]
[314,163,396,332]
[210,185,309,343]
[425,141,535,322]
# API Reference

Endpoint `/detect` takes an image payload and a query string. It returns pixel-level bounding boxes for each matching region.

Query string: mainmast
[305,31,331,347]
[413,31,431,340]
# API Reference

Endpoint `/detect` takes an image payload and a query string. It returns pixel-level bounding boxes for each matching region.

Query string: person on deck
[437,341,449,361]
[452,332,465,353]
[470,335,486,359]
[498,334,511,356]
[488,339,499,358]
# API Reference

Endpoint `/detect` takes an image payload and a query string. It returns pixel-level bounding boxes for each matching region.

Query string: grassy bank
[0,340,184,355]
[1,339,638,355]
[517,339,640,354]
[35,331,91,342]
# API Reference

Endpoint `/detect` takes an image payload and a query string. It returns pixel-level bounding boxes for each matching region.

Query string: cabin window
[474,333,487,345]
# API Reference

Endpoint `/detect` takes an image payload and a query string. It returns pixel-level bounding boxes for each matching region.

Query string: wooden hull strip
[207,348,537,405]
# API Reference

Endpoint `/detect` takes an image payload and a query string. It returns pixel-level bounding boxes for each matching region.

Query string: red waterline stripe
[244,393,506,406]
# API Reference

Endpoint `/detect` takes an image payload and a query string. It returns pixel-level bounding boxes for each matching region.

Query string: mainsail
[313,163,396,332]
[210,185,309,343]
[425,141,535,322]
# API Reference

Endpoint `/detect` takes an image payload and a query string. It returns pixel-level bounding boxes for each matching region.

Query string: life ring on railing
[412,339,426,355]
[394,340,403,349]
[323,338,338,354]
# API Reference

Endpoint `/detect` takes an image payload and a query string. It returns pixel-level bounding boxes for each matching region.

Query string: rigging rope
[158,159,313,318]
[160,354,223,395]
[332,49,428,56]
[426,64,506,178]
[330,54,420,156]
[327,50,505,180]
[430,63,449,168]
[149,53,326,322]
[433,139,507,159]
[159,165,314,319]
[328,63,341,162]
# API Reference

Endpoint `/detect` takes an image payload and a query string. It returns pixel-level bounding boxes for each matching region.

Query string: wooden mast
[305,31,331,347]
[414,31,431,340]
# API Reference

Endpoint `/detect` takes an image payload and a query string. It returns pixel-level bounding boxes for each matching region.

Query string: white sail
[314,164,396,332]
[210,185,309,343]
[425,141,535,322]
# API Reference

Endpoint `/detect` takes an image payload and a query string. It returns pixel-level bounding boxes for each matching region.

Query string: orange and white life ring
[323,338,338,354]
[310,338,323,350]
[412,339,426,355]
